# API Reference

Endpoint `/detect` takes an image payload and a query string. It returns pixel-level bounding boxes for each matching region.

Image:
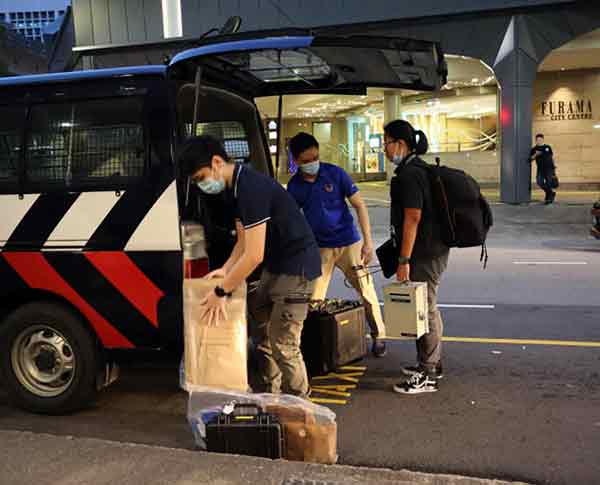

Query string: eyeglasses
[383,140,397,148]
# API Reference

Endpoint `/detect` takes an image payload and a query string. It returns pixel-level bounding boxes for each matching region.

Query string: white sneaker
[393,372,439,394]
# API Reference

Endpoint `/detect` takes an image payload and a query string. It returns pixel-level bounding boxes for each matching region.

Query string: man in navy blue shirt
[287,133,387,357]
[179,135,321,398]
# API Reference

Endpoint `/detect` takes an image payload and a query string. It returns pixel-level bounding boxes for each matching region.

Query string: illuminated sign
[538,99,593,121]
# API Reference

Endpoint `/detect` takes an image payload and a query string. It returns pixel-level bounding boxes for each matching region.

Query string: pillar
[384,91,403,181]
[493,15,540,204]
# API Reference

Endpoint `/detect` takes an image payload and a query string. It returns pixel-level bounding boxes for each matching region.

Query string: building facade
[0,0,69,43]
[71,0,600,202]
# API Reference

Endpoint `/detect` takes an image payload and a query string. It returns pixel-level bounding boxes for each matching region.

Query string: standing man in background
[530,134,557,204]
[287,132,387,358]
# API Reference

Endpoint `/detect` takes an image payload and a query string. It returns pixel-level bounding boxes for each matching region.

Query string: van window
[25,97,146,190]
[0,105,25,188]
[192,121,250,163]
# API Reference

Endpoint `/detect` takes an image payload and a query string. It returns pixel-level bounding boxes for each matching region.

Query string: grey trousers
[410,250,450,373]
[248,271,315,398]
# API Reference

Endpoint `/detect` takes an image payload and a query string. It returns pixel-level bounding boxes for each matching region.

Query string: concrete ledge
[0,430,530,485]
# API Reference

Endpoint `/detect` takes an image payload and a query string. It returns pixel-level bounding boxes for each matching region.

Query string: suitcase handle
[231,402,262,417]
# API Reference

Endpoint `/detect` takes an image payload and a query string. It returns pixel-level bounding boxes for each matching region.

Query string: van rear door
[168,33,447,98]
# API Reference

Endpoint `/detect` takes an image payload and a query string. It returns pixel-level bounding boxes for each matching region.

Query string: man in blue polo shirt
[287,132,387,357]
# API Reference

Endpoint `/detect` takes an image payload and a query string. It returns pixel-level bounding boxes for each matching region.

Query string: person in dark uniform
[179,135,321,398]
[529,134,556,204]
[384,120,450,395]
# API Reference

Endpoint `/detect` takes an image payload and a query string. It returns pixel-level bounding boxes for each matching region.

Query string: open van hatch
[167,32,447,97]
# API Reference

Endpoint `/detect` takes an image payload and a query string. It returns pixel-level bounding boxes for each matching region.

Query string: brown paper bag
[266,404,338,464]
[183,278,248,392]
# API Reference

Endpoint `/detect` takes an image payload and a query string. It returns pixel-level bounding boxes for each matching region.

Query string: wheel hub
[33,347,57,373]
[11,325,76,398]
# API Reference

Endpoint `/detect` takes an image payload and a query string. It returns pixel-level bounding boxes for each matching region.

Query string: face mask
[391,154,403,166]
[300,160,320,175]
[196,177,225,195]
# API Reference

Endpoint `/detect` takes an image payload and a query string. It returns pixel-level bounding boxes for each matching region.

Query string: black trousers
[536,167,555,200]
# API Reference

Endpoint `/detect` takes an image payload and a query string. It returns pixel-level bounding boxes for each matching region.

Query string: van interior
[175,81,272,272]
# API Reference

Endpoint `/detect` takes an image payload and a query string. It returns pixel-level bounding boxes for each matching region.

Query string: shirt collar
[394,153,417,174]
[232,163,243,198]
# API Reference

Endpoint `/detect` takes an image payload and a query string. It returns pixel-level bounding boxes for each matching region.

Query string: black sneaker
[372,339,387,358]
[402,363,444,380]
[393,372,438,394]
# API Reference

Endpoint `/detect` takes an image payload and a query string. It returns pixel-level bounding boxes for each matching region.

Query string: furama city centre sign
[540,99,593,121]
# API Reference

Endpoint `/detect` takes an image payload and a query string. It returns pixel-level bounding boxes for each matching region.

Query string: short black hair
[289,132,319,159]
[178,135,229,177]
[536,133,545,139]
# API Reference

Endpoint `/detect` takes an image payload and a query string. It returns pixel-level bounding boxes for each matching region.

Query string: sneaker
[393,372,438,394]
[401,363,444,380]
[371,339,387,358]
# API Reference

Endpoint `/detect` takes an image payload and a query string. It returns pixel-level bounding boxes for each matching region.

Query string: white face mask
[300,160,320,175]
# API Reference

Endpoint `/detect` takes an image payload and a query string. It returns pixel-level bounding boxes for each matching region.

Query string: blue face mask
[196,177,225,195]
[300,160,320,175]
[392,154,403,166]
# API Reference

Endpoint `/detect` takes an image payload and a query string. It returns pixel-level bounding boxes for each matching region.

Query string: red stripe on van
[84,252,165,328]
[2,252,134,349]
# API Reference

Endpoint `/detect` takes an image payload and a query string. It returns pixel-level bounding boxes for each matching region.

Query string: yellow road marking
[311,388,352,398]
[340,365,367,371]
[309,397,347,405]
[310,384,357,390]
[385,335,600,348]
[312,373,360,383]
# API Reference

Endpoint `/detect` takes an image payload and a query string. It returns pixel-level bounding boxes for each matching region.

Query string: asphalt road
[1,198,599,485]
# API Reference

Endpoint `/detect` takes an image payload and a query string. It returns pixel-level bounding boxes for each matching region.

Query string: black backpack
[424,157,493,265]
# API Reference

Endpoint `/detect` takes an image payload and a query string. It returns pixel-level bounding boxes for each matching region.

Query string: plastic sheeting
[188,389,338,464]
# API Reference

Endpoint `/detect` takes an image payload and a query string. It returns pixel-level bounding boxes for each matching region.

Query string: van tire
[0,301,99,415]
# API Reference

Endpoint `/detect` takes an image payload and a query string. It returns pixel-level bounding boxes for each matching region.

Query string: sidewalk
[0,430,529,485]
[357,181,599,206]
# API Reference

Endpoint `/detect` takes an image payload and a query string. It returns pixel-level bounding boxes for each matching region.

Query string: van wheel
[0,301,99,415]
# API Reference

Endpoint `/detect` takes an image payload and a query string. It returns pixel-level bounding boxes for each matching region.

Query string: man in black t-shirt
[384,120,450,395]
[530,134,556,204]
[179,136,321,398]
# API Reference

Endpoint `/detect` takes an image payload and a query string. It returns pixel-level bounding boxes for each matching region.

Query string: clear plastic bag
[187,389,338,464]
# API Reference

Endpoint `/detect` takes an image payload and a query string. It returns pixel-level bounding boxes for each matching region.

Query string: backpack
[424,157,493,266]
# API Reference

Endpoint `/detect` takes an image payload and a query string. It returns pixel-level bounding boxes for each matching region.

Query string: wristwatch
[398,256,411,265]
[214,286,233,298]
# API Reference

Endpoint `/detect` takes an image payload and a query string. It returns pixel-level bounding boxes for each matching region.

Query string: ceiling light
[561,67,566,71]
[594,124,600,129]
[471,78,479,83]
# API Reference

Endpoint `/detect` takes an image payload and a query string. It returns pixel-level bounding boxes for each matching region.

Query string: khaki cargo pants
[312,241,386,338]
[248,270,315,398]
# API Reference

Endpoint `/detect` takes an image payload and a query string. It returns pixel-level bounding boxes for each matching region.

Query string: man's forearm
[222,253,260,293]
[223,241,244,273]
[356,204,373,246]
[400,219,419,258]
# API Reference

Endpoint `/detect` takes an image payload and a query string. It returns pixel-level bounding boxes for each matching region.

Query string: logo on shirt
[324,184,334,193]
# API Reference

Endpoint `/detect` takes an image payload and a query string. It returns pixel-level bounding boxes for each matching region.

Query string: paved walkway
[0,430,530,485]
[357,181,599,206]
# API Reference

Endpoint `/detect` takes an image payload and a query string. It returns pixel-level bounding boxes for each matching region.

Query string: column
[493,15,540,204]
[384,91,402,182]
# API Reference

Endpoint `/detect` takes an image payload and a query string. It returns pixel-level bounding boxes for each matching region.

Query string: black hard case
[301,300,367,377]
[206,404,284,459]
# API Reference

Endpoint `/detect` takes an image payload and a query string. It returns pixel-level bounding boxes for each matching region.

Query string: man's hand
[361,243,374,265]
[396,263,410,283]
[205,268,226,279]
[199,290,228,327]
